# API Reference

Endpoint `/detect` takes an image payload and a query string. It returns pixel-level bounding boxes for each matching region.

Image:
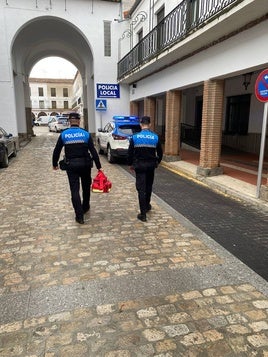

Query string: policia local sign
[96,83,120,98]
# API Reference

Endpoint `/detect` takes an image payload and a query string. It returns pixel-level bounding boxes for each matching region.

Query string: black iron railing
[118,0,237,80]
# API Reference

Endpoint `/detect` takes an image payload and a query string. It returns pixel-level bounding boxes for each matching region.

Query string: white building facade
[29,77,74,118]
[72,71,84,116]
[117,0,268,200]
[0,0,132,140]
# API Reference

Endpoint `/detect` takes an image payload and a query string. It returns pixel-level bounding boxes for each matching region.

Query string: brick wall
[144,97,156,131]
[164,90,181,156]
[130,101,138,116]
[199,79,224,170]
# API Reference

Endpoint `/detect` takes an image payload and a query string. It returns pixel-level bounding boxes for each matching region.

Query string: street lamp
[117,11,147,60]
[130,11,147,49]
[242,72,253,90]
[118,29,131,60]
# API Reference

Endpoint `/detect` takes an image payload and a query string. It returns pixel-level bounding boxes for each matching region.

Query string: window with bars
[64,101,69,109]
[104,21,111,57]
[39,100,44,109]
[51,101,56,109]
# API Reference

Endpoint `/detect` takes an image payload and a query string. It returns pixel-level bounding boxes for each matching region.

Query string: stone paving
[0,127,267,356]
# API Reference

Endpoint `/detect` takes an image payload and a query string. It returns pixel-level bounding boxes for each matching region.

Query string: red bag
[91,170,112,193]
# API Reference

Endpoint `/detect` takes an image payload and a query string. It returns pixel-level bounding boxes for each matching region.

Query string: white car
[34,115,55,126]
[48,116,69,132]
[96,116,141,163]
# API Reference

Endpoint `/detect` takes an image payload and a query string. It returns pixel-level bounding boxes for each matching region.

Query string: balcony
[117,0,268,83]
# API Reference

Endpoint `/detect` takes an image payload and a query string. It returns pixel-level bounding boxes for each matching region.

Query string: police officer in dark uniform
[128,116,163,222]
[52,112,102,224]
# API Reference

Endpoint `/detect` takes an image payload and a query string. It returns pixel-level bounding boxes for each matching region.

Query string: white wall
[0,0,130,135]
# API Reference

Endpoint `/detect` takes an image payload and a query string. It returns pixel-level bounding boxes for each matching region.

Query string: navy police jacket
[52,125,101,170]
[128,129,163,170]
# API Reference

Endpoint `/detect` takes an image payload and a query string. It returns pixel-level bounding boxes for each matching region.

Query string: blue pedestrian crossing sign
[96,99,107,111]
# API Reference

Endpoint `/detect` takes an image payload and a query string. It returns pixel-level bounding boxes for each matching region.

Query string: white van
[34,116,55,126]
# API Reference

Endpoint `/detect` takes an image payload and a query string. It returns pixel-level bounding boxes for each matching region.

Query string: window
[156,7,165,50]
[104,21,111,57]
[51,88,56,97]
[39,100,44,109]
[225,94,251,135]
[38,87,44,96]
[51,101,56,109]
[157,7,165,24]
[138,29,143,42]
[187,0,199,30]
[64,101,69,109]
[137,29,143,61]
[104,122,113,133]
[63,88,68,97]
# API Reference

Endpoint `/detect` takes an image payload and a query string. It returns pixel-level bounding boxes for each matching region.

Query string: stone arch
[38,112,47,117]
[11,15,94,139]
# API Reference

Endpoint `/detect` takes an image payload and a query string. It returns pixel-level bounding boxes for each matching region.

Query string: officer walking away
[128,116,163,222]
[52,112,102,224]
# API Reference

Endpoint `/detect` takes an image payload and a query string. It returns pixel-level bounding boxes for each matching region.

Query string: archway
[11,16,94,140]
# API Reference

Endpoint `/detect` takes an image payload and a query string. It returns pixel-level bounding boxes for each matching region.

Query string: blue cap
[69,112,80,120]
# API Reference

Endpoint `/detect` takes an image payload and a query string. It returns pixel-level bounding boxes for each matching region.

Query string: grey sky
[30,57,77,79]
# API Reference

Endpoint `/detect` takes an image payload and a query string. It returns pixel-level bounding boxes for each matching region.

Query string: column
[164,90,181,160]
[24,76,34,138]
[197,79,224,176]
[144,97,156,131]
[130,101,138,116]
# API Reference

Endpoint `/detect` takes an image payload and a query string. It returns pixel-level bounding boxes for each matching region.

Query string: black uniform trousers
[135,168,155,215]
[66,166,91,219]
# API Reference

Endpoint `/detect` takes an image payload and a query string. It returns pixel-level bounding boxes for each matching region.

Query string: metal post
[256,101,268,198]
[100,112,103,129]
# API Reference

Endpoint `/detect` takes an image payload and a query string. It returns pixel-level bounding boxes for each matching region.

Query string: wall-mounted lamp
[242,72,253,90]
[118,29,132,59]
[130,11,147,49]
[118,11,148,59]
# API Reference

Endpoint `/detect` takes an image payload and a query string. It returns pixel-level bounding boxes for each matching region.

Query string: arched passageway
[11,16,94,139]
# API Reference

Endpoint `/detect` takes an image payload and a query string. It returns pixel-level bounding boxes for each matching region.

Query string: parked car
[34,116,55,126]
[48,116,69,132]
[0,127,17,168]
[96,116,141,163]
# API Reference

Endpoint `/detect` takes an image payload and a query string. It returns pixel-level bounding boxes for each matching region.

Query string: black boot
[137,213,147,222]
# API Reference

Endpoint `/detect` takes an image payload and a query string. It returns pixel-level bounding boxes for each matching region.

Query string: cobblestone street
[0,128,268,356]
